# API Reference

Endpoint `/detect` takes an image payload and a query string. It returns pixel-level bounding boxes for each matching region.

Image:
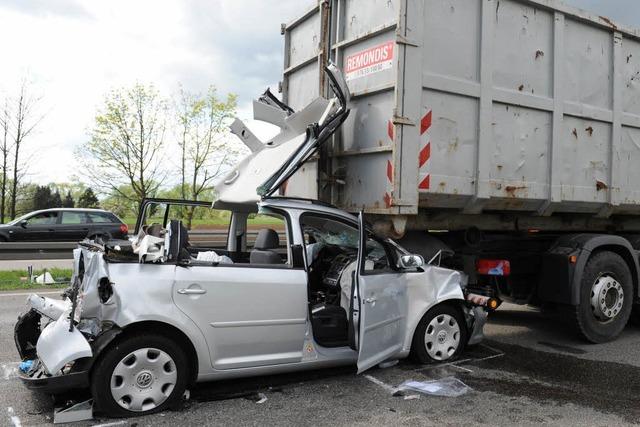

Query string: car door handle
[177,288,206,295]
[364,297,377,304]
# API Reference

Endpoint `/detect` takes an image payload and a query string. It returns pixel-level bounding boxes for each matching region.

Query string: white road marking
[450,364,473,373]
[91,421,127,427]
[0,291,60,298]
[363,374,398,394]
[474,353,505,361]
[7,407,21,427]
[478,343,506,357]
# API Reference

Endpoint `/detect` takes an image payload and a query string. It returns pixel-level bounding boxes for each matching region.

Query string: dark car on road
[0,208,128,242]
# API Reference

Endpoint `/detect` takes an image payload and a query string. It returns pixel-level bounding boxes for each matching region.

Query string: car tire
[411,304,468,364]
[572,251,633,343]
[91,333,189,417]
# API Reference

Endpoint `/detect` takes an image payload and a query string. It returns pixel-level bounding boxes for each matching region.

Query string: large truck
[279,0,640,343]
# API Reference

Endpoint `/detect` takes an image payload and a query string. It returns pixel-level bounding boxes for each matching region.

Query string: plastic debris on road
[7,407,21,427]
[53,399,93,424]
[35,272,55,285]
[397,377,471,397]
[1,362,19,380]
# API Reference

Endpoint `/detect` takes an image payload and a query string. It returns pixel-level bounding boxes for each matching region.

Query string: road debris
[1,363,18,380]
[398,377,471,397]
[53,399,93,424]
[7,407,21,427]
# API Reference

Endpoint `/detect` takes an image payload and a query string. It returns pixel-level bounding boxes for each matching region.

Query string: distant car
[0,208,128,242]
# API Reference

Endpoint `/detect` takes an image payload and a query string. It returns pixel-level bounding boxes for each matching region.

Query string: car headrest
[166,219,190,262]
[254,228,279,250]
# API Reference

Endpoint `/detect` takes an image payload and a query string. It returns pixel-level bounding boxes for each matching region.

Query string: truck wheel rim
[110,347,177,412]
[590,274,624,322]
[424,314,460,361]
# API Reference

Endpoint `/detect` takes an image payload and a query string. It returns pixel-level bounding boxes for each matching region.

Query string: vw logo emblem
[136,372,153,388]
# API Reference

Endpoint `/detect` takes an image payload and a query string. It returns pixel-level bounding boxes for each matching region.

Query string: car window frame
[26,211,60,226]
[60,211,89,225]
[87,211,114,224]
[298,212,399,276]
[186,206,298,270]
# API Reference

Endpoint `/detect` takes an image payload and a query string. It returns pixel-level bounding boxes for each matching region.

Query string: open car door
[214,63,350,211]
[352,212,408,373]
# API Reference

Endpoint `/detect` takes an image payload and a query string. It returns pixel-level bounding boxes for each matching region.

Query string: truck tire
[91,333,189,417]
[573,251,633,343]
[411,304,467,363]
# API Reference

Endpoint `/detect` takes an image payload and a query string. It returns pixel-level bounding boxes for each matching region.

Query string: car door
[172,213,308,370]
[59,211,90,241]
[18,212,59,241]
[352,212,408,373]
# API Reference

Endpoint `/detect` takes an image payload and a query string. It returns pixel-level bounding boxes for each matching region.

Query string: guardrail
[0,230,269,260]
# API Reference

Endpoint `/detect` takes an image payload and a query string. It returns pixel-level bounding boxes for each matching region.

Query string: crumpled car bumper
[18,363,89,392]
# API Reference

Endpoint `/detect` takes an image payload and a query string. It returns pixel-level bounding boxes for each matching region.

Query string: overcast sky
[0,0,638,185]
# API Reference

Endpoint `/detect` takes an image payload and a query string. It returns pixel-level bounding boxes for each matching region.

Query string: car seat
[166,219,190,262]
[250,229,282,264]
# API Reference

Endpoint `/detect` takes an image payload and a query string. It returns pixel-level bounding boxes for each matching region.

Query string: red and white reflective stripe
[384,120,394,208]
[418,109,432,190]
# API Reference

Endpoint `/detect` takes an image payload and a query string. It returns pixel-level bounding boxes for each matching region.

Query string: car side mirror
[20,220,28,228]
[399,254,424,269]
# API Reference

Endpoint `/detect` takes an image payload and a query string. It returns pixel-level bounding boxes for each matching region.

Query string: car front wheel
[91,333,189,417]
[411,304,468,364]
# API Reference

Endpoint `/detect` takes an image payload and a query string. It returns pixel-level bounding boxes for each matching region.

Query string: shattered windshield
[301,215,358,249]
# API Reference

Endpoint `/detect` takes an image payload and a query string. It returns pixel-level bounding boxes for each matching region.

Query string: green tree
[32,185,53,211]
[62,191,75,208]
[77,188,99,208]
[173,86,237,228]
[77,83,166,206]
[50,190,62,208]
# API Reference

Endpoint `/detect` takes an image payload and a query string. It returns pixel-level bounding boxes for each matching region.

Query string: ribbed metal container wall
[281,0,640,231]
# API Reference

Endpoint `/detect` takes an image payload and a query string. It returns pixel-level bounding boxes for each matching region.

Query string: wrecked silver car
[14,65,489,417]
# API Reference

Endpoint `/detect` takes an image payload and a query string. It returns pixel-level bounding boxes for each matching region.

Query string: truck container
[280,0,640,343]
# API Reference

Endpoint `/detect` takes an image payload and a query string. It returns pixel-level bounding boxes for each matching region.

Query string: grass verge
[0,268,71,291]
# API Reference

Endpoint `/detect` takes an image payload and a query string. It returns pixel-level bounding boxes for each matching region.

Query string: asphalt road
[2,293,640,426]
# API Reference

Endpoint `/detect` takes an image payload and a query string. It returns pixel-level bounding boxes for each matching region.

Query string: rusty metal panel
[493,1,554,98]
[486,104,552,209]
[282,0,640,229]
[422,0,482,84]
[622,39,640,116]
[563,19,613,111]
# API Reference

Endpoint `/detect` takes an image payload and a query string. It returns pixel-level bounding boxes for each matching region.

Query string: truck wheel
[573,251,633,343]
[411,304,467,364]
[91,334,189,417]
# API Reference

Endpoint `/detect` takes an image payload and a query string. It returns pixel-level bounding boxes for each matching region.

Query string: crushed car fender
[27,294,69,320]
[36,316,92,375]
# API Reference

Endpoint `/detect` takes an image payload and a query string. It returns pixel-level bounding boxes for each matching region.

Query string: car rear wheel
[91,334,188,417]
[411,304,467,364]
[572,251,633,343]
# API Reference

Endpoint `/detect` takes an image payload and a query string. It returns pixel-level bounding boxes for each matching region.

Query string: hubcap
[110,348,177,412]
[590,274,624,322]
[424,314,460,361]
